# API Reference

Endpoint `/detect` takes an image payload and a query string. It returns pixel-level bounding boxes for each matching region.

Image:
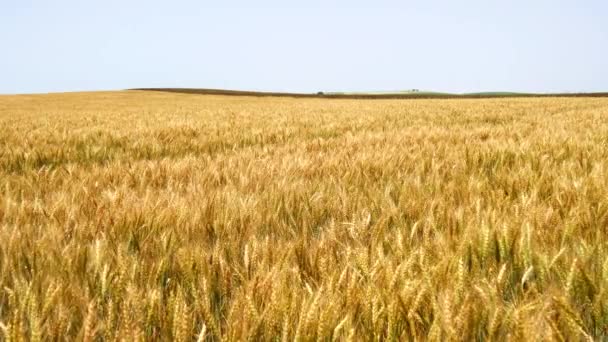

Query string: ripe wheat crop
[1,91,608,340]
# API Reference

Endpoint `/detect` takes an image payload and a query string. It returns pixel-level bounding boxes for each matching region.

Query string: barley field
[1,91,608,341]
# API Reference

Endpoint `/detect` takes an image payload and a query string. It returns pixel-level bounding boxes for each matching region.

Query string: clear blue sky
[1,0,607,94]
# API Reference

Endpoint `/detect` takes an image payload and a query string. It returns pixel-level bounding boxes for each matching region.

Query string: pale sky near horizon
[1,0,607,94]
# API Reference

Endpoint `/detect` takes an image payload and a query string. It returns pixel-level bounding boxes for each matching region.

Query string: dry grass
[1,90,608,340]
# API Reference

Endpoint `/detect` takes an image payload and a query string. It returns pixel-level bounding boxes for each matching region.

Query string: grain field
[1,91,608,340]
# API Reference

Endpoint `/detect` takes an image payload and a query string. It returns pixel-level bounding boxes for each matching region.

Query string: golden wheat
[1,91,608,340]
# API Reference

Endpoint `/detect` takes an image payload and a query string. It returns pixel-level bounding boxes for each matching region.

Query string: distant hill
[131,88,608,99]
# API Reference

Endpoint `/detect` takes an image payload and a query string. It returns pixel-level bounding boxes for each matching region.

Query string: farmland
[1,91,608,340]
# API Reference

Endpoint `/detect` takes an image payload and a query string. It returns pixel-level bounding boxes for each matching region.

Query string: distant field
[1,91,608,340]
[324,90,454,96]
[134,87,608,99]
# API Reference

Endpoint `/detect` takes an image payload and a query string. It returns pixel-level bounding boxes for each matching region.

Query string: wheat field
[1,91,608,341]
